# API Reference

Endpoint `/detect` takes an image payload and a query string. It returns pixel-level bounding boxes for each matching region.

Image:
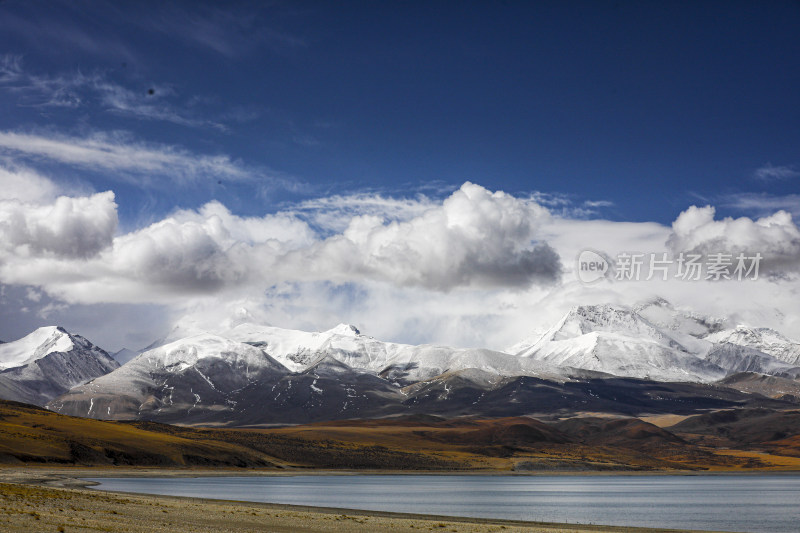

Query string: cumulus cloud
[0,182,562,305]
[0,191,117,259]
[103,202,316,294]
[173,201,316,249]
[283,182,561,290]
[667,205,800,275]
[0,164,61,203]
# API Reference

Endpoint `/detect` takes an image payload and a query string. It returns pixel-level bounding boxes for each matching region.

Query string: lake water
[86,474,800,532]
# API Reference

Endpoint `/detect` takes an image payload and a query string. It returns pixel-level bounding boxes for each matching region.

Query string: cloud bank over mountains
[1,165,800,351]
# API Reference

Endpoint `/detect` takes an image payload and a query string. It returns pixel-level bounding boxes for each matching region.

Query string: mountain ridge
[1,298,798,425]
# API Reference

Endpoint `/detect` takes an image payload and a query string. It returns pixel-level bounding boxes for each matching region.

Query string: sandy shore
[0,468,727,533]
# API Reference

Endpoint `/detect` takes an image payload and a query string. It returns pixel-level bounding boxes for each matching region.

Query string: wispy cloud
[136,4,307,57]
[93,80,227,130]
[754,163,800,182]
[0,9,138,64]
[0,130,253,186]
[0,54,225,129]
[289,192,438,234]
[0,54,85,108]
[720,192,800,219]
[529,191,613,219]
[0,55,22,84]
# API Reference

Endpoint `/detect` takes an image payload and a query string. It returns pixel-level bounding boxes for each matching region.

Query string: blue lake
[86,473,800,533]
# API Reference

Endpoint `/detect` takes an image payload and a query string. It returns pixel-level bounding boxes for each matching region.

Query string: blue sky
[2,1,798,223]
[0,1,799,350]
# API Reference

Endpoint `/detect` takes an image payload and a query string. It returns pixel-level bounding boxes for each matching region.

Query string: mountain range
[2,299,800,426]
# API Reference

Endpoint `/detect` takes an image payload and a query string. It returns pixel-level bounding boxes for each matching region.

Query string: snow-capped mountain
[704,343,800,377]
[49,332,407,425]
[515,304,728,382]
[634,297,728,338]
[705,326,800,366]
[48,323,562,424]
[48,333,288,420]
[0,326,119,406]
[221,322,371,372]
[515,302,800,383]
[42,306,800,425]
[224,322,562,384]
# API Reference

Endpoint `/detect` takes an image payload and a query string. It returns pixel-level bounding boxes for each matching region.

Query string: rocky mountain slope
[0,327,119,406]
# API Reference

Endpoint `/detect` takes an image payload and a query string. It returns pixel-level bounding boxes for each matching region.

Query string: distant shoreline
[5,465,800,483]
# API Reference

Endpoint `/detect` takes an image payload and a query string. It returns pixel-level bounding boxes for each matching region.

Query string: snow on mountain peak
[635,298,727,338]
[136,332,285,372]
[0,326,119,406]
[705,326,800,365]
[326,324,361,337]
[515,303,729,382]
[0,326,76,370]
[545,304,671,344]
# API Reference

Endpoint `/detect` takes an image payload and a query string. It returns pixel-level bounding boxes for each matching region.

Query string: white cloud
[0,54,224,127]
[528,192,613,218]
[289,192,438,234]
[667,205,800,274]
[0,164,62,203]
[720,192,800,219]
[0,130,253,186]
[754,163,800,182]
[177,201,317,248]
[0,55,23,84]
[93,81,227,130]
[0,191,117,259]
[281,182,561,290]
[0,54,84,107]
[0,182,561,306]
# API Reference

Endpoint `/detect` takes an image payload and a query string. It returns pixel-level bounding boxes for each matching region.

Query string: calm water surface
[86,474,800,533]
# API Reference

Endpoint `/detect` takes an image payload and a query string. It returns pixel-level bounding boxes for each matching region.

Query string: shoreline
[5,464,800,481]
[0,467,736,533]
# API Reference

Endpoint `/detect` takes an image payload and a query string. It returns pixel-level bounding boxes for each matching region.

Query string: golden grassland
[251,420,800,472]
[0,401,284,468]
[3,400,800,472]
